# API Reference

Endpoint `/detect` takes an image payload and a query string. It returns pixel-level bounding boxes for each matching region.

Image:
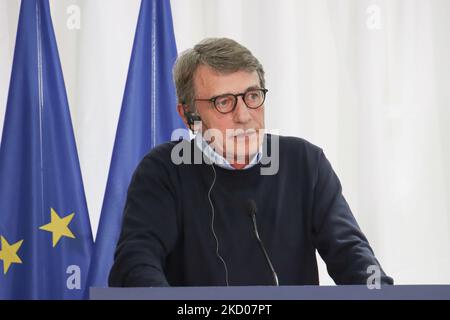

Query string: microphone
[244,199,279,286]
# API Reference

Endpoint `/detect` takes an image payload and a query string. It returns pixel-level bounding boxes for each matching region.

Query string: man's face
[188,64,265,162]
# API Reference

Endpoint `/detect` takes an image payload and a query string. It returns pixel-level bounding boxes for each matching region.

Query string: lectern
[90,285,450,300]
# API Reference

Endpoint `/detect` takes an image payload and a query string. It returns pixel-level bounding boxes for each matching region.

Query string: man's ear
[177,103,189,128]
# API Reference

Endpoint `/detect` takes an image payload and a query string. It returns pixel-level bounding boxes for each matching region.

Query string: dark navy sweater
[109,135,393,286]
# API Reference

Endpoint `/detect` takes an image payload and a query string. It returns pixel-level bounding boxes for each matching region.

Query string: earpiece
[185,111,202,127]
[182,103,202,130]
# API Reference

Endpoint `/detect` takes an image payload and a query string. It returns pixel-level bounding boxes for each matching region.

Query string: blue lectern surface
[90,285,450,300]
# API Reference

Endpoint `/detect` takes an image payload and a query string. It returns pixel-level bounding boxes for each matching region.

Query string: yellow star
[39,208,76,247]
[0,236,23,274]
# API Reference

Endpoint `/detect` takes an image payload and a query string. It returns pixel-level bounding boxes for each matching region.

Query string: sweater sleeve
[311,150,394,285]
[108,152,179,287]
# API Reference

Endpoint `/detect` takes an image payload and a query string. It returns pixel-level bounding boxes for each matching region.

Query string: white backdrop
[1,0,449,285]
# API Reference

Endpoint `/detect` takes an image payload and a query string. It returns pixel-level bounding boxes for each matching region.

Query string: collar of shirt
[194,133,262,170]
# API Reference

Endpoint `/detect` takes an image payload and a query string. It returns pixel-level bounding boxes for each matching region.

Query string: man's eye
[247,92,260,100]
[216,97,231,106]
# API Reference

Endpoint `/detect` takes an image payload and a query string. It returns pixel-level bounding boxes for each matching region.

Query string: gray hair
[173,38,265,110]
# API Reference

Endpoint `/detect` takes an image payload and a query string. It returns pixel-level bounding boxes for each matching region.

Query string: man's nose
[232,96,252,124]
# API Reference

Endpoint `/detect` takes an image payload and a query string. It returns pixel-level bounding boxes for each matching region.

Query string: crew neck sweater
[109,135,393,286]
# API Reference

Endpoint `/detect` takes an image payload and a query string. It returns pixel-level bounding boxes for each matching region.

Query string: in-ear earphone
[182,103,202,131]
[185,111,202,127]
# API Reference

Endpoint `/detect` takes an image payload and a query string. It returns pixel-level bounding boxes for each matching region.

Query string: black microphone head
[244,199,257,216]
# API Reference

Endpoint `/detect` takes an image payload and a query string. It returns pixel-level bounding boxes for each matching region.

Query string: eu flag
[0,0,93,299]
[87,0,184,288]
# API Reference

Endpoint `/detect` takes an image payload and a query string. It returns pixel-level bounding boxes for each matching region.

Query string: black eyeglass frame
[194,88,268,114]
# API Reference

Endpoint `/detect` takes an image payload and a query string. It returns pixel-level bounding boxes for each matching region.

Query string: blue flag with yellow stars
[87,0,184,288]
[0,0,93,299]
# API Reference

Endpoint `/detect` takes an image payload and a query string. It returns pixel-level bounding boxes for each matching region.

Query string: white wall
[1,0,449,285]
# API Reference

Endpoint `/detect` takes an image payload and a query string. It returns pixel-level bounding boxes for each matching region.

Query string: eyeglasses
[194,88,268,114]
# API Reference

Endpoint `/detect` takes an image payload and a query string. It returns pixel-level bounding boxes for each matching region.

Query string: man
[109,38,393,287]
